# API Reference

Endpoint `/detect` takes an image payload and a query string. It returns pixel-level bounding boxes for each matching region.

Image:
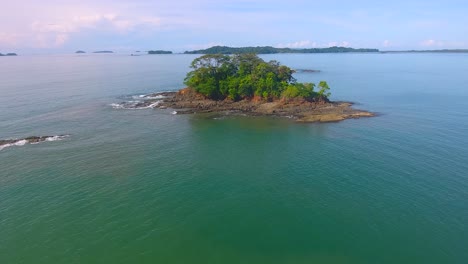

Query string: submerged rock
[0,135,69,151]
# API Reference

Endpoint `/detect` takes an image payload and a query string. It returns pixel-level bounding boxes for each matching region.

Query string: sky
[1,0,467,53]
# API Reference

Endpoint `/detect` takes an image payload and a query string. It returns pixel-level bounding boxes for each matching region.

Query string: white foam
[0,140,27,151]
[14,139,28,146]
[147,101,161,108]
[111,100,161,110]
[0,136,68,151]
[45,135,68,142]
[0,144,12,151]
[171,111,177,115]
[132,94,166,100]
[110,103,125,109]
[143,95,166,100]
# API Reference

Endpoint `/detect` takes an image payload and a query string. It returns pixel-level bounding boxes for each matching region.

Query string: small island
[0,53,17,56]
[75,50,86,54]
[138,54,373,123]
[148,50,173,54]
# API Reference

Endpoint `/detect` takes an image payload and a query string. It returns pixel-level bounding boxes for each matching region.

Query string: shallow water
[1,53,468,263]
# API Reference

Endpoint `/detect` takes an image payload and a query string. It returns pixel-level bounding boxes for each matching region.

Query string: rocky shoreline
[130,88,374,123]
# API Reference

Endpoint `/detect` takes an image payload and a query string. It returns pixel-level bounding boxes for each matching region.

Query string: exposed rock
[0,135,69,151]
[152,88,374,123]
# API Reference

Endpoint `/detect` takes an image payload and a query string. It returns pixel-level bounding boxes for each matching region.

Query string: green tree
[317,81,331,99]
[184,54,330,102]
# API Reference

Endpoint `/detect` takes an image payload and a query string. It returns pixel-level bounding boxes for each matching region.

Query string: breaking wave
[111,92,171,110]
[0,135,69,151]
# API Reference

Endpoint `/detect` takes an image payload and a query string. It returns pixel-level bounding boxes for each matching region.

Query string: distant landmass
[184,46,379,54]
[382,49,468,53]
[148,50,173,54]
[0,53,17,56]
[75,50,86,54]
[93,51,114,53]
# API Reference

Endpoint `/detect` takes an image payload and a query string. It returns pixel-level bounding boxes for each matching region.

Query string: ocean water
[1,53,467,263]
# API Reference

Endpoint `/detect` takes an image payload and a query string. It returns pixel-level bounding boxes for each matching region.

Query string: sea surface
[1,53,467,263]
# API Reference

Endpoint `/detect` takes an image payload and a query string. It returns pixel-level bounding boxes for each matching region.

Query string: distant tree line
[148,50,173,54]
[381,49,468,53]
[184,45,379,54]
[184,54,330,101]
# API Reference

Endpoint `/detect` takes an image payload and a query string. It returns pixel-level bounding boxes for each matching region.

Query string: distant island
[184,45,379,54]
[148,50,172,54]
[75,50,86,54]
[130,54,373,122]
[381,49,468,53]
[93,51,114,53]
[0,53,17,56]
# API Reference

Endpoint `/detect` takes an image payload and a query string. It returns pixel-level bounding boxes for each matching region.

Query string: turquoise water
[1,53,468,263]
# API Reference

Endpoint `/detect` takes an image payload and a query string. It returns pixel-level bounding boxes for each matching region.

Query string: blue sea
[1,53,467,263]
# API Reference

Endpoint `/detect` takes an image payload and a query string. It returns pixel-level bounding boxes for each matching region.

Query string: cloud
[0,33,20,47]
[419,39,467,49]
[2,0,467,51]
[326,41,350,47]
[55,34,69,46]
[184,42,225,51]
[276,40,352,49]
[276,40,317,48]
[420,39,444,47]
[383,40,391,47]
[23,13,165,48]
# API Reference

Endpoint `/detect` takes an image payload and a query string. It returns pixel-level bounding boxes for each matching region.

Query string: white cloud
[419,39,468,49]
[55,34,69,46]
[185,42,224,50]
[23,13,166,48]
[276,40,317,48]
[0,33,20,47]
[420,39,444,47]
[326,41,350,47]
[276,40,352,49]
[383,40,391,47]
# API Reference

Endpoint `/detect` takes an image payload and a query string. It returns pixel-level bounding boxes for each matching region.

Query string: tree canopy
[184,54,331,102]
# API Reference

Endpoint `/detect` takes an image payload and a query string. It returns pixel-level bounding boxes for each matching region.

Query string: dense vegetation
[184,54,330,101]
[184,45,379,54]
[148,50,173,54]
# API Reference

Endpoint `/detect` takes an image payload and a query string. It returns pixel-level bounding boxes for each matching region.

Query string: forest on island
[184,54,331,101]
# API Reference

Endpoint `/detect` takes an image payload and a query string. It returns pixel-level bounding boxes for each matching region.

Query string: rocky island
[0,53,17,56]
[122,54,374,123]
[148,50,172,54]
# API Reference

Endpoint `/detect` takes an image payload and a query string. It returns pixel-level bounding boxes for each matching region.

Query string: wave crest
[0,135,69,151]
